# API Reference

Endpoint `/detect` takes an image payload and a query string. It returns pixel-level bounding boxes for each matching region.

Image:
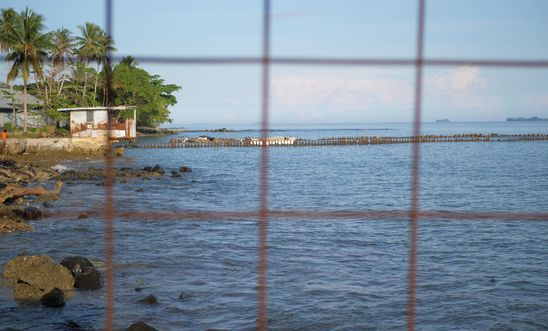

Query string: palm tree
[0,8,17,52]
[94,30,115,99]
[75,22,103,102]
[4,7,50,132]
[1,8,18,128]
[120,55,137,68]
[50,28,74,95]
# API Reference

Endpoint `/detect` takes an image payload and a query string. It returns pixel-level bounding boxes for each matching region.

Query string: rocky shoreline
[0,154,191,234]
[1,154,194,330]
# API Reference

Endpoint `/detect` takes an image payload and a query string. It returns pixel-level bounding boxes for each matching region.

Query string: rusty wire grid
[99,0,548,330]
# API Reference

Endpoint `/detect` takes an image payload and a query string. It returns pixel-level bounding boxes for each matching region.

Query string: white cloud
[272,74,412,111]
[425,66,488,109]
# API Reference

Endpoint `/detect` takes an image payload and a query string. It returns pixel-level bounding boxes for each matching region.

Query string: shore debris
[0,181,63,204]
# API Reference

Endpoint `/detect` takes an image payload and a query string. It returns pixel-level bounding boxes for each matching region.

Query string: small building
[0,88,46,128]
[58,106,137,140]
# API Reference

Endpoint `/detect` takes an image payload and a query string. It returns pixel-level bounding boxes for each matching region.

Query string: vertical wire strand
[258,0,271,330]
[104,0,115,330]
[407,0,426,330]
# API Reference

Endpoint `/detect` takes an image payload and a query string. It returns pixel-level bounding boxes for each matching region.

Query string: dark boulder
[127,321,158,331]
[64,320,82,329]
[40,288,65,308]
[23,207,43,220]
[178,291,192,301]
[0,159,17,169]
[178,166,192,173]
[170,170,181,178]
[138,294,158,304]
[60,256,101,290]
[143,166,153,172]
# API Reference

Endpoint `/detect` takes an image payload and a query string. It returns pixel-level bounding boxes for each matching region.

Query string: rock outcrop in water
[3,255,74,301]
[60,256,101,290]
[40,288,66,308]
[137,294,158,305]
[127,321,159,331]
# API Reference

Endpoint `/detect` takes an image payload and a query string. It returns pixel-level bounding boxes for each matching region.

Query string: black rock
[178,166,192,173]
[178,292,192,301]
[143,166,153,172]
[0,159,17,169]
[136,188,144,193]
[64,320,82,329]
[78,213,89,219]
[0,183,6,189]
[127,321,158,331]
[11,209,24,218]
[134,287,144,292]
[60,256,101,290]
[152,164,161,172]
[41,288,65,308]
[42,201,54,208]
[138,294,158,304]
[170,170,181,178]
[23,207,42,220]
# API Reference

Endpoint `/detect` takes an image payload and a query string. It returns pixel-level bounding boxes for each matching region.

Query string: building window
[86,111,93,122]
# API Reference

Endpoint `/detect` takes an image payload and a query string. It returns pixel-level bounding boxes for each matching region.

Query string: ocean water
[1,122,547,330]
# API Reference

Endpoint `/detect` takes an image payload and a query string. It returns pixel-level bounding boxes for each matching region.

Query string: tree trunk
[23,82,28,133]
[93,62,100,104]
[82,65,88,100]
[58,71,67,95]
[10,85,16,132]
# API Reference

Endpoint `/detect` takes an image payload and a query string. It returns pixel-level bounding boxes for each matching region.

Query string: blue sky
[2,0,548,125]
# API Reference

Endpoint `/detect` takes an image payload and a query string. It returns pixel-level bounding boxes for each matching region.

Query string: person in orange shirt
[1,129,7,147]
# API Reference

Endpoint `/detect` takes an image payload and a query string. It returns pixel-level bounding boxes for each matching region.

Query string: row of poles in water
[135,133,548,149]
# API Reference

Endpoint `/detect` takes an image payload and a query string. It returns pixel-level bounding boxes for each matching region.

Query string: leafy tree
[4,7,51,132]
[112,63,181,127]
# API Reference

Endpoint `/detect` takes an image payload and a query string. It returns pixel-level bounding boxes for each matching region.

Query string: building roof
[58,106,136,112]
[0,88,44,110]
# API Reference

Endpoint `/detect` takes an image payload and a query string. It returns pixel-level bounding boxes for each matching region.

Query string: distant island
[507,116,548,122]
[435,119,451,123]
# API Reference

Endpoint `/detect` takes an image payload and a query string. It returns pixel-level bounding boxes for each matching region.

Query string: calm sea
[1,122,547,330]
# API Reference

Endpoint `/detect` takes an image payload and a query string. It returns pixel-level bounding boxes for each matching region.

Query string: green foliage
[3,122,13,132]
[112,63,181,127]
[1,7,181,133]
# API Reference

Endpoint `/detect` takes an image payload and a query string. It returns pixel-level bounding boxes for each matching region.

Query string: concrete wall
[0,111,49,128]
[69,110,135,139]
[3,137,109,155]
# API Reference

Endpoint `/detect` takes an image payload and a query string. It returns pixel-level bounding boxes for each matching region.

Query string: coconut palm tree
[1,8,18,128]
[0,8,17,53]
[120,55,137,68]
[94,30,115,99]
[4,7,50,132]
[75,22,102,101]
[50,28,74,95]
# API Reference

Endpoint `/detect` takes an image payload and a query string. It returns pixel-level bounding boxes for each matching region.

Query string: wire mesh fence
[94,1,548,330]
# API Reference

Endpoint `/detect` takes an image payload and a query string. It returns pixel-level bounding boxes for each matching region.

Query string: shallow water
[1,122,547,330]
